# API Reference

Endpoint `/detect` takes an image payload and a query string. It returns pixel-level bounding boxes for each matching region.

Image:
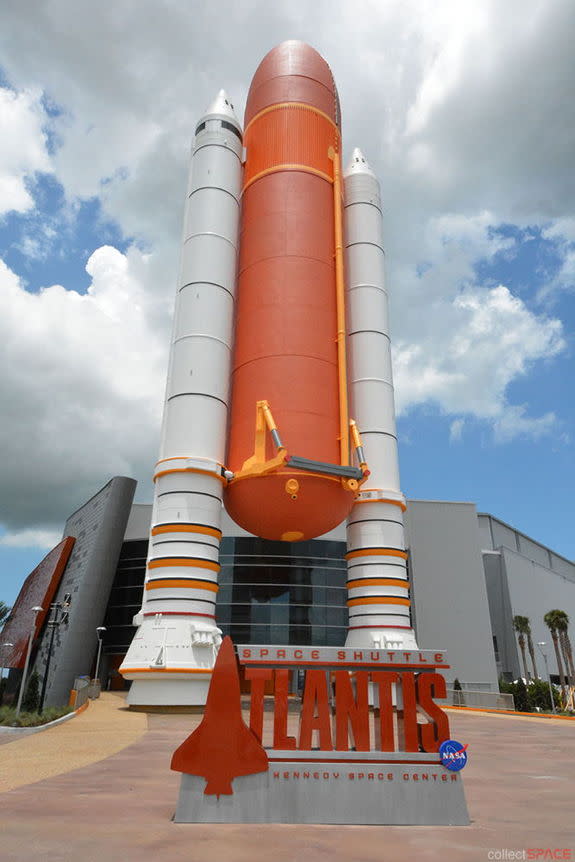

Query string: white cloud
[449,419,465,443]
[539,219,575,299]
[0,528,62,550]
[0,0,571,535]
[393,284,565,436]
[492,406,558,444]
[0,87,51,215]
[0,249,169,531]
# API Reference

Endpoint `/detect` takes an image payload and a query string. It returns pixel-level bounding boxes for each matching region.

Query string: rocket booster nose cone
[203,88,242,129]
[344,147,376,178]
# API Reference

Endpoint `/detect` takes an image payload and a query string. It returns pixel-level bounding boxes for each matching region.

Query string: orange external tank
[224,41,360,542]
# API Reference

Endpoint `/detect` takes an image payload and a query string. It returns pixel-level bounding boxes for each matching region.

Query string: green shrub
[513,678,532,712]
[498,675,514,694]
[0,705,72,727]
[22,670,40,713]
[527,678,561,711]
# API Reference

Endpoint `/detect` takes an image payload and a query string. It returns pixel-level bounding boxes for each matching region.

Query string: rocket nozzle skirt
[224,41,356,542]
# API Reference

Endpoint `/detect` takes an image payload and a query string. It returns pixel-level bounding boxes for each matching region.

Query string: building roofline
[64,477,137,527]
[477,511,573,567]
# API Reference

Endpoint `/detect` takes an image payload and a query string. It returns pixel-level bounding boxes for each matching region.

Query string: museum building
[1,475,574,708]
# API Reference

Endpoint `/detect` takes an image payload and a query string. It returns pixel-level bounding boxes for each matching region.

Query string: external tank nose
[244,40,340,128]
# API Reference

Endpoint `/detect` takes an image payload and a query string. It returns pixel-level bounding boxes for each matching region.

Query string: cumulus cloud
[0,86,51,215]
[393,284,565,433]
[449,419,465,443]
[0,528,63,550]
[0,249,169,532]
[492,406,558,444]
[539,219,575,299]
[0,0,571,540]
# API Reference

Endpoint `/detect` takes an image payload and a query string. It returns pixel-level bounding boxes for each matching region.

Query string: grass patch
[0,705,73,727]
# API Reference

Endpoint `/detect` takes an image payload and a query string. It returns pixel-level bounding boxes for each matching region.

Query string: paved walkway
[0,692,147,793]
[1,702,573,861]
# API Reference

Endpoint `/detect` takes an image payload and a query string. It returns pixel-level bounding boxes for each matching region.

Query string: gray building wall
[34,476,136,707]
[124,503,153,541]
[495,548,575,680]
[479,513,575,681]
[483,551,520,680]
[404,501,500,692]
[32,489,571,702]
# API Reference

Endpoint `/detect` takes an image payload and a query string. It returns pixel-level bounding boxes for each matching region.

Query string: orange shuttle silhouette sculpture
[171,637,268,796]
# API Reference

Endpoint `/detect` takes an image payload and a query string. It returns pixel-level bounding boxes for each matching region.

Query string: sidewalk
[1,701,573,861]
[0,692,147,793]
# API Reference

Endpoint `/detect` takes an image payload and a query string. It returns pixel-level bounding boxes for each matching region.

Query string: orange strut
[332,146,350,466]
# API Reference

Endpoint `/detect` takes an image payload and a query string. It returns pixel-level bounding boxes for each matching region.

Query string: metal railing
[444,688,515,711]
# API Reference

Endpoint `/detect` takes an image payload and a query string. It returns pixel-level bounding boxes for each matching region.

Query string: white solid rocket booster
[344,149,418,651]
[120,92,243,705]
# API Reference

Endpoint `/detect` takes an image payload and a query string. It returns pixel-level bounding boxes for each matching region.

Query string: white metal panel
[347,520,405,551]
[184,187,239,246]
[345,202,383,246]
[168,336,231,403]
[148,540,220,563]
[348,331,393,382]
[346,243,386,288]
[188,144,241,198]
[175,283,234,344]
[162,397,228,462]
[180,234,237,294]
[347,285,389,334]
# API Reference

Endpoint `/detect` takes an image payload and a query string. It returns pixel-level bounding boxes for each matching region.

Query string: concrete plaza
[0,693,572,861]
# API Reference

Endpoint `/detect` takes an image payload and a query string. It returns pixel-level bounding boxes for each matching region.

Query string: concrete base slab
[175,761,469,825]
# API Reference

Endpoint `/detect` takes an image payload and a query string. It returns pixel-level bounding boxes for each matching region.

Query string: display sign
[171,637,470,825]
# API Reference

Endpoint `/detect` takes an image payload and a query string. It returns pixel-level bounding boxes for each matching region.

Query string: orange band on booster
[346,578,410,590]
[146,579,219,592]
[152,524,222,538]
[147,558,220,572]
[345,548,408,561]
[347,596,411,607]
[354,497,407,512]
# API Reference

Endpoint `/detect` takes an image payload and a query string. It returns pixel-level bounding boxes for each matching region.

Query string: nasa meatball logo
[439,739,468,771]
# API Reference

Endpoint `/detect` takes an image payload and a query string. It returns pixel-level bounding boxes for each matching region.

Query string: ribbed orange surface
[224,42,355,541]
[243,104,337,190]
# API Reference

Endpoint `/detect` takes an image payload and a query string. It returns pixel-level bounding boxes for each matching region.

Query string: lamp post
[0,642,14,706]
[38,594,71,715]
[15,606,43,716]
[537,641,557,715]
[94,627,107,684]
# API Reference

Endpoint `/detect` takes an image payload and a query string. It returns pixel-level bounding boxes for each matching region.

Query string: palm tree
[513,616,531,681]
[524,617,538,679]
[553,611,574,688]
[544,610,568,700]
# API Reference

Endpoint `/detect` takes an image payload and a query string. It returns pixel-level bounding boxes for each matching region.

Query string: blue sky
[0,0,573,609]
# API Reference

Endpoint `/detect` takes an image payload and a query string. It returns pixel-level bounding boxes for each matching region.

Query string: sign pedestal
[176,755,468,825]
